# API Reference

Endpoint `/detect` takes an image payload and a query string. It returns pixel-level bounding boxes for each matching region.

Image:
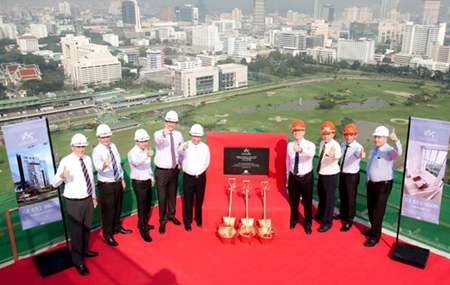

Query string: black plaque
[223,147,269,175]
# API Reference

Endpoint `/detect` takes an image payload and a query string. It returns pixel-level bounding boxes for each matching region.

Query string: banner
[2,118,62,230]
[401,117,450,224]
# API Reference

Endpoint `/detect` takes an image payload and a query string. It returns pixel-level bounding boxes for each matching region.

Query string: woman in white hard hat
[153,110,184,234]
[179,124,210,231]
[127,129,155,242]
[52,134,98,276]
[363,126,402,247]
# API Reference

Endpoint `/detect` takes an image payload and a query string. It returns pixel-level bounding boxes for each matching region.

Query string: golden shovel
[258,181,271,228]
[222,178,236,227]
[240,180,254,229]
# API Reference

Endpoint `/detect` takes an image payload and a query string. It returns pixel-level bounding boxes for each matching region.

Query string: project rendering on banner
[2,118,62,230]
[401,117,450,224]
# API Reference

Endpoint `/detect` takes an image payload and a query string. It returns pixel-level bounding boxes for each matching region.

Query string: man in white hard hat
[363,126,402,247]
[179,124,210,231]
[153,110,184,234]
[127,129,155,242]
[93,124,132,247]
[52,134,98,276]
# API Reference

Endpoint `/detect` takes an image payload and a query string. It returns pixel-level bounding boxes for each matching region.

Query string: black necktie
[294,149,300,175]
[340,145,349,172]
[108,145,120,181]
[169,132,176,168]
[316,145,325,174]
[80,158,93,196]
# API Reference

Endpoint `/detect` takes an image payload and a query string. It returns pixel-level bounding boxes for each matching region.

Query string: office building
[175,5,199,25]
[337,38,375,64]
[314,0,323,19]
[192,25,219,52]
[122,0,142,32]
[401,22,446,56]
[253,0,266,30]
[420,0,441,25]
[380,0,399,19]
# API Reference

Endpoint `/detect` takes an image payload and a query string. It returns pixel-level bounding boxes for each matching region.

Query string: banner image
[401,117,450,224]
[2,118,62,230]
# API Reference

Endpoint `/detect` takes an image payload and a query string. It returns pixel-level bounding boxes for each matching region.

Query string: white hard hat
[164,110,179,122]
[373,126,389,137]
[96,124,113,137]
[71,133,89,146]
[189,124,204,136]
[134,129,150,141]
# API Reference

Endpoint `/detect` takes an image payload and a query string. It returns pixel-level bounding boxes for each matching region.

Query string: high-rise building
[253,0,266,30]
[196,0,206,23]
[58,1,71,16]
[337,38,375,64]
[29,24,48,39]
[159,6,172,22]
[314,0,323,19]
[192,25,219,52]
[122,0,141,32]
[175,5,199,25]
[380,0,399,19]
[322,4,334,22]
[401,22,446,56]
[420,0,440,25]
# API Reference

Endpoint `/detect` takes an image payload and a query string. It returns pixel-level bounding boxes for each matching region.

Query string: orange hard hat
[321,121,336,134]
[291,120,306,130]
[343,123,358,134]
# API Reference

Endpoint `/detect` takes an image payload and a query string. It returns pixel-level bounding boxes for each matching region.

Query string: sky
[6,0,450,15]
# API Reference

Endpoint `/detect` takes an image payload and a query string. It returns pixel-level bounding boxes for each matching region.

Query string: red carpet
[1,199,449,285]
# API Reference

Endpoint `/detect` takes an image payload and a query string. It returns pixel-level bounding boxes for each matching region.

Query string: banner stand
[389,116,429,269]
[391,241,429,269]
[32,117,73,277]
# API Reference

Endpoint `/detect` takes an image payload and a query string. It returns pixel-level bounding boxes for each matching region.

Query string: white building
[29,24,48,39]
[428,41,450,63]
[146,49,163,69]
[276,31,307,50]
[58,1,71,16]
[176,57,202,69]
[173,64,247,97]
[410,58,448,72]
[0,24,18,39]
[102,34,119,47]
[192,25,219,52]
[306,47,336,64]
[309,19,329,44]
[401,22,446,56]
[60,34,121,87]
[17,34,39,53]
[337,38,375,64]
[223,37,247,54]
[420,0,440,25]
[344,6,373,22]
[314,0,323,19]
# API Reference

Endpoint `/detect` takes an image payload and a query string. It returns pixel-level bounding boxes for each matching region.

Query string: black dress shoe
[364,239,378,247]
[289,220,298,229]
[361,230,372,236]
[169,217,181,225]
[318,225,331,233]
[116,228,133,234]
[341,223,352,232]
[194,219,202,227]
[148,224,155,230]
[75,264,89,276]
[142,233,152,242]
[105,237,118,246]
[84,250,99,257]
[185,224,192,231]
[333,214,341,220]
[304,226,312,235]
[159,224,166,234]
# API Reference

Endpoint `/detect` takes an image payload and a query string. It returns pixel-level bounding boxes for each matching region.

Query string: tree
[350,61,361,70]
[338,60,350,69]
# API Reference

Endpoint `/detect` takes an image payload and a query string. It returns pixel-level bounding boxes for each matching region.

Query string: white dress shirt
[179,141,210,176]
[92,142,123,182]
[340,140,363,174]
[286,139,316,179]
[52,153,96,199]
[127,145,154,181]
[366,140,402,182]
[318,139,342,175]
[153,129,184,169]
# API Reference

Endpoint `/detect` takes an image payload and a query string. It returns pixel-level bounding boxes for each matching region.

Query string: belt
[184,172,205,179]
[369,180,392,184]
[341,172,359,175]
[99,179,122,184]
[291,171,311,178]
[65,195,91,201]
[132,179,151,183]
[156,166,176,171]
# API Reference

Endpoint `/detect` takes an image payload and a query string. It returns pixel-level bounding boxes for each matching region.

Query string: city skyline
[3,0,450,15]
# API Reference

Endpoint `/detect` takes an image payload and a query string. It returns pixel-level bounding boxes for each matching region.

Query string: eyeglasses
[74,146,86,148]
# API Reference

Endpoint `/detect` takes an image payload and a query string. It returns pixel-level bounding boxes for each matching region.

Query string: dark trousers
[288,172,314,227]
[98,181,123,239]
[182,172,206,226]
[66,198,93,266]
[367,180,393,241]
[155,167,180,225]
[317,174,338,227]
[132,179,152,235]
[338,172,360,223]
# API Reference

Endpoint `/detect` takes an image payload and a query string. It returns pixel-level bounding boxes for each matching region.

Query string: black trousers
[317,174,338,227]
[98,181,123,239]
[338,172,360,223]
[182,172,206,226]
[66,198,93,266]
[132,179,152,235]
[367,180,393,241]
[287,172,314,227]
[155,167,180,225]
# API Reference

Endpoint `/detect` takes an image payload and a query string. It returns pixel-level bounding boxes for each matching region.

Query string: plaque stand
[390,241,429,269]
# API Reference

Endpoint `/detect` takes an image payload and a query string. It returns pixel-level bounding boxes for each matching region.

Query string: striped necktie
[108,145,120,181]
[80,157,93,196]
